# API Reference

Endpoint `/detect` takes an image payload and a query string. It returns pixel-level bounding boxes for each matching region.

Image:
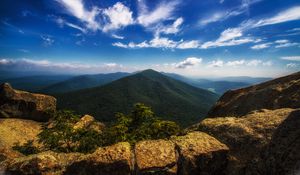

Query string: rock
[197,108,297,175]
[173,131,229,175]
[135,139,177,174]
[208,71,300,118]
[0,118,41,149]
[64,142,133,175]
[73,114,105,132]
[0,83,56,121]
[5,151,82,175]
[263,109,300,175]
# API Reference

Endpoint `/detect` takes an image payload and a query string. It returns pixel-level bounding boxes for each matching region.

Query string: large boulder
[172,131,229,175]
[135,139,177,174]
[197,108,298,175]
[64,142,133,175]
[208,71,300,118]
[4,151,82,175]
[0,83,56,121]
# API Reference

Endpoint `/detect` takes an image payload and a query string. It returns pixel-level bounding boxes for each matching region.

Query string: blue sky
[0,0,300,77]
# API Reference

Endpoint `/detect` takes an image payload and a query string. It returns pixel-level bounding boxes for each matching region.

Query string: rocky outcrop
[263,109,300,175]
[208,71,300,118]
[135,139,177,174]
[173,132,229,175]
[73,114,105,132]
[196,108,299,175]
[0,83,56,121]
[0,118,41,149]
[1,132,230,175]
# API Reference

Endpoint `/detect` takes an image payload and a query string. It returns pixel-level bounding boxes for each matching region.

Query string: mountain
[56,69,219,126]
[163,73,250,94]
[0,75,74,92]
[41,72,130,94]
[208,71,300,117]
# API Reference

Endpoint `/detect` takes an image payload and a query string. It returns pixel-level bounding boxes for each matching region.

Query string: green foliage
[12,140,39,156]
[103,103,181,145]
[38,110,102,153]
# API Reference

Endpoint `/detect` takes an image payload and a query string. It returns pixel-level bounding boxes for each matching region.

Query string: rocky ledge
[0,83,56,121]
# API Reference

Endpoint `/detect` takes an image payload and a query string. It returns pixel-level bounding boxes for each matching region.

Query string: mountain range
[56,69,219,126]
[0,70,271,95]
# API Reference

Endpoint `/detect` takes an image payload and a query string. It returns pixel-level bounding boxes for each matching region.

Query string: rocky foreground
[0,71,300,175]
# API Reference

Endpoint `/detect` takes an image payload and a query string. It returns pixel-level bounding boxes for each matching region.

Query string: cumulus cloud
[207,60,224,68]
[102,2,134,32]
[175,57,202,69]
[281,56,300,61]
[155,17,184,35]
[226,60,245,66]
[177,40,200,49]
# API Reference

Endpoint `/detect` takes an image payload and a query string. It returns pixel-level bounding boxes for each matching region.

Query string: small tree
[38,110,102,153]
[103,103,180,145]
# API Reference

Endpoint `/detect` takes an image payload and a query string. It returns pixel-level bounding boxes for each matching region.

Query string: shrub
[103,103,181,145]
[38,110,102,153]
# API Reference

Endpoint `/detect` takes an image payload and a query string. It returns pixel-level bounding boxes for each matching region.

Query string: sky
[0,0,300,77]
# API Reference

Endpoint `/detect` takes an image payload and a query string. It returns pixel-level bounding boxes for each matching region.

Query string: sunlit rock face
[0,83,56,121]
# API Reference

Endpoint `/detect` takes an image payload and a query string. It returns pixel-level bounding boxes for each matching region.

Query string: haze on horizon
[0,0,300,78]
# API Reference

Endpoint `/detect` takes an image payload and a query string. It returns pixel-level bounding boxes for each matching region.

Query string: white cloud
[246,59,262,66]
[226,60,245,66]
[275,39,289,44]
[251,42,272,50]
[137,0,180,27]
[41,35,54,47]
[175,57,202,69]
[275,42,299,48]
[199,0,262,26]
[112,36,199,49]
[281,56,300,61]
[207,60,224,68]
[56,0,100,31]
[286,63,298,68]
[200,28,257,49]
[156,17,184,35]
[111,34,125,39]
[177,40,200,49]
[241,6,300,30]
[56,17,86,33]
[262,61,272,66]
[0,58,127,73]
[102,2,134,32]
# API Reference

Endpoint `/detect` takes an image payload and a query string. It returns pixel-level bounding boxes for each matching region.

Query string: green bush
[103,103,181,145]
[38,110,102,153]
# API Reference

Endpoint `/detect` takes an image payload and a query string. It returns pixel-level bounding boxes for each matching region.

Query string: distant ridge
[57,69,219,127]
[41,72,130,94]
